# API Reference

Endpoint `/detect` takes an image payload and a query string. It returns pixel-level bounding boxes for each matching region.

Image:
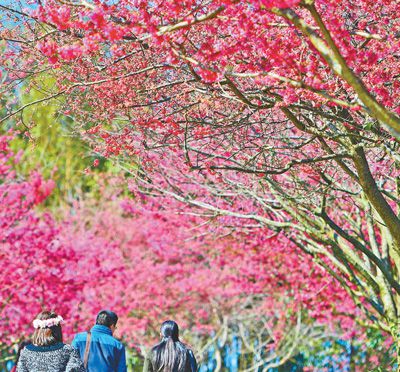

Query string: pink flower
[59,44,84,61]
[37,40,58,64]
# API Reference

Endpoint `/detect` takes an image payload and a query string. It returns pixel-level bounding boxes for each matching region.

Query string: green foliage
[4,76,116,208]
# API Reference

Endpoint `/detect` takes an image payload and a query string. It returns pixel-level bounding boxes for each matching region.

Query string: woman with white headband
[16,311,85,372]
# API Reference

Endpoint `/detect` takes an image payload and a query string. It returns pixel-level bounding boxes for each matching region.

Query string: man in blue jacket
[72,310,127,372]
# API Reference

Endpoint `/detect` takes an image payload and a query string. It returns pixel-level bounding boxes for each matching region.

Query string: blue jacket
[72,325,127,372]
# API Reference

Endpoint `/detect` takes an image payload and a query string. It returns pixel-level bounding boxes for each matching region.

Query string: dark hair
[151,320,189,372]
[96,310,118,328]
[32,311,63,346]
[15,341,31,365]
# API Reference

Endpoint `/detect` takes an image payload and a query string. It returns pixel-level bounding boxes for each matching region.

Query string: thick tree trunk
[353,147,400,254]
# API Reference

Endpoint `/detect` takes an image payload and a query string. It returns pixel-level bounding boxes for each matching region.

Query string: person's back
[144,347,196,372]
[72,310,127,372]
[18,343,84,372]
[16,310,85,372]
[143,320,197,372]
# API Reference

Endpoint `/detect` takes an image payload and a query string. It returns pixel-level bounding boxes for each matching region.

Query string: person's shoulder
[186,348,197,362]
[62,344,75,351]
[149,344,159,354]
[62,344,81,356]
[72,331,89,341]
[97,332,124,349]
[183,343,194,354]
[145,346,157,361]
[111,336,125,350]
[150,342,163,354]
[19,346,30,356]
[186,348,195,357]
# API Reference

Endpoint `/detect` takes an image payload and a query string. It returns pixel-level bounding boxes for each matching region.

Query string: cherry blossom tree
[1,0,400,364]
[0,131,363,369]
[71,188,361,369]
[0,132,124,343]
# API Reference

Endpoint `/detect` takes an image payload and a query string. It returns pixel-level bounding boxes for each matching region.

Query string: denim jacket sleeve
[117,345,127,372]
[71,336,79,352]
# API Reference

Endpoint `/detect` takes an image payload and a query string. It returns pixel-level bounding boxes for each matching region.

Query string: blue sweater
[72,325,127,372]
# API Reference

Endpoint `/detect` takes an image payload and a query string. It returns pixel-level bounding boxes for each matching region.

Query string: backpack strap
[83,331,92,369]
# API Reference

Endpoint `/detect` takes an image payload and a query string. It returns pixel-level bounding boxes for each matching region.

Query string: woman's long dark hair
[152,320,188,372]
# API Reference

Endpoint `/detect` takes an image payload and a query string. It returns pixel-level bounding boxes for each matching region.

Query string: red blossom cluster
[70,186,361,348]
[1,0,399,358]
[0,133,359,347]
[0,133,124,343]
[20,0,399,119]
